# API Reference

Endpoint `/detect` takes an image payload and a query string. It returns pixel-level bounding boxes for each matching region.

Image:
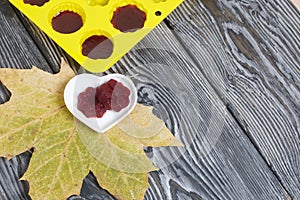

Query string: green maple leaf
[0,61,182,200]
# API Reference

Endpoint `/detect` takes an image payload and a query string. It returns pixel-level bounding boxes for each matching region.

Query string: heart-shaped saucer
[64,73,137,133]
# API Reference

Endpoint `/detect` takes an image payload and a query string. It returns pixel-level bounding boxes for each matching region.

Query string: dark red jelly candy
[77,87,97,118]
[111,5,146,33]
[111,82,131,112]
[82,35,113,59]
[95,104,106,118]
[112,83,131,97]
[104,98,112,110]
[77,79,131,118]
[97,89,113,103]
[24,0,49,6]
[78,87,95,105]
[107,79,118,88]
[52,11,83,34]
[112,96,130,112]
[96,83,112,94]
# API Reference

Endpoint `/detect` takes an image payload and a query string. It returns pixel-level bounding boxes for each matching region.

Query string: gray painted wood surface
[166,0,300,198]
[0,0,299,199]
[0,1,50,71]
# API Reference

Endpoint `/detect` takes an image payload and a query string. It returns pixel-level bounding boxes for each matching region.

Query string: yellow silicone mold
[9,0,183,72]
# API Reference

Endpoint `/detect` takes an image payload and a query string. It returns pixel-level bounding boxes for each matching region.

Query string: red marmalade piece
[77,79,131,118]
[52,11,83,34]
[111,4,146,33]
[82,35,114,59]
[23,0,49,6]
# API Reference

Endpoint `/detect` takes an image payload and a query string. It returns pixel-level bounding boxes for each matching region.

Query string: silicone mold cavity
[81,32,114,59]
[49,3,85,34]
[10,0,183,72]
[24,0,49,6]
[111,4,146,33]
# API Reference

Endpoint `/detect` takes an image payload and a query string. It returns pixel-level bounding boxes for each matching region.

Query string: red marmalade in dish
[77,79,130,118]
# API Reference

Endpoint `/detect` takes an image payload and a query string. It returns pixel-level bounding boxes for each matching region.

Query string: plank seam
[226,104,293,199]
[9,5,55,73]
[163,18,293,199]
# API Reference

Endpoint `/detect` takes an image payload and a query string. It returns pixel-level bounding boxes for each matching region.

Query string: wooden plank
[0,1,51,72]
[12,9,81,73]
[0,0,56,106]
[0,1,295,200]
[0,21,291,199]
[68,172,115,200]
[0,150,32,200]
[104,23,291,199]
[165,0,300,198]
[0,20,291,199]
[0,0,80,102]
[0,151,116,200]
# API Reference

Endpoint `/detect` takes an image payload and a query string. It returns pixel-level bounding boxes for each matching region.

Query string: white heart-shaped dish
[64,73,137,133]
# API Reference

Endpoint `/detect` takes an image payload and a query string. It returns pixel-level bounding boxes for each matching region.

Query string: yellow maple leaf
[0,61,182,200]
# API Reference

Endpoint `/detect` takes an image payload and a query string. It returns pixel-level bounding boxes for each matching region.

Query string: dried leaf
[0,61,182,200]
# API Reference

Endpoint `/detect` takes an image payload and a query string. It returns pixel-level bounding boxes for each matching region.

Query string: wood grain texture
[166,0,300,198]
[101,23,291,199]
[23,21,290,199]
[13,10,81,74]
[68,172,116,200]
[0,0,298,199]
[0,1,50,71]
[0,0,58,104]
[0,150,32,200]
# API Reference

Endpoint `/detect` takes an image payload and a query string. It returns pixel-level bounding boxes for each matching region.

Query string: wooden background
[0,0,299,199]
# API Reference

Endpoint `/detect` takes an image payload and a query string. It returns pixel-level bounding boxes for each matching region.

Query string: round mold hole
[155,11,162,16]
[50,3,85,34]
[111,4,146,33]
[24,0,49,6]
[81,34,114,60]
